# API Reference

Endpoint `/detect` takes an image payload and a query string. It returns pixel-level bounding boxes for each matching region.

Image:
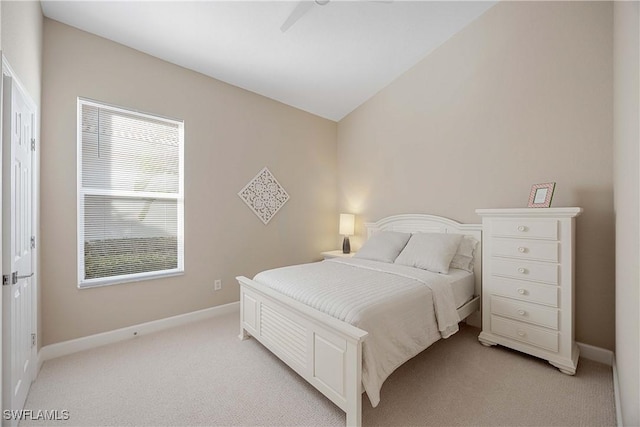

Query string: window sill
[78,269,184,289]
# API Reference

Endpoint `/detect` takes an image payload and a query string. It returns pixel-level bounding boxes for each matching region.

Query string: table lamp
[339,213,355,254]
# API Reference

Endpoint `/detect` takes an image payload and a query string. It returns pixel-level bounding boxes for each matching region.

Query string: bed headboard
[364,214,482,302]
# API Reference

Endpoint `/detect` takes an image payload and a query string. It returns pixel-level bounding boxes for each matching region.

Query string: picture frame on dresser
[475,207,582,375]
[527,182,556,208]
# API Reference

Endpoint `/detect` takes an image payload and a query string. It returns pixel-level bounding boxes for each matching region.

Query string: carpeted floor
[22,311,616,426]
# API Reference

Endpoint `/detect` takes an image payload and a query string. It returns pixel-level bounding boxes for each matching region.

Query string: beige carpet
[23,311,615,426]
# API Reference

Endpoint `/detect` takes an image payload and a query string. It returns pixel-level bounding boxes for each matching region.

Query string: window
[77,99,184,288]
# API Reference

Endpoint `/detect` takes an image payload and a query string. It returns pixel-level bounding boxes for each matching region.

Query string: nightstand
[321,250,355,260]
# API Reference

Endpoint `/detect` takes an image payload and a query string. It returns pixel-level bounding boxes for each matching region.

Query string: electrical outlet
[214,279,222,291]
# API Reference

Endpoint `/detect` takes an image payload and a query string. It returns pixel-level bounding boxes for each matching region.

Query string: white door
[2,75,35,425]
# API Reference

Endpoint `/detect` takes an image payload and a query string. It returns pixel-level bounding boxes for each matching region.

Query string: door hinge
[2,275,9,286]
[31,236,35,249]
[31,138,35,151]
[31,333,36,347]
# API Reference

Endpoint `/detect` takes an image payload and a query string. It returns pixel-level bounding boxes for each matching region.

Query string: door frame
[0,53,40,413]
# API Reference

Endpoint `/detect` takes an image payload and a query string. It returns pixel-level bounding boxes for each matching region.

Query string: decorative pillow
[353,231,411,263]
[450,235,479,273]
[394,232,463,274]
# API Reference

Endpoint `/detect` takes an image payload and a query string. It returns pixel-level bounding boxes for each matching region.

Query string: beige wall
[41,19,337,345]
[614,1,639,425]
[1,1,42,103]
[337,2,614,350]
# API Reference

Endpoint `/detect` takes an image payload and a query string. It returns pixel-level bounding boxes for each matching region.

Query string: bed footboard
[237,276,368,427]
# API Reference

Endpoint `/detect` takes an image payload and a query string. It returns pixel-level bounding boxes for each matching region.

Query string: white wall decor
[238,167,290,224]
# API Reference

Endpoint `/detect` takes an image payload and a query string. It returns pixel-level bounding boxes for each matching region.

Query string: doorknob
[3,272,34,285]
[10,272,33,285]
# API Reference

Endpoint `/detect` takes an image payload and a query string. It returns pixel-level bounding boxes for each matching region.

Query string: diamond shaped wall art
[238,167,290,225]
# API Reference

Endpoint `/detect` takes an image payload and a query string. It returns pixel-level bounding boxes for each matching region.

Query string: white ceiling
[41,1,496,122]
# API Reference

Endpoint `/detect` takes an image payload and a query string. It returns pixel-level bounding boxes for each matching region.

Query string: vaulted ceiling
[41,1,496,121]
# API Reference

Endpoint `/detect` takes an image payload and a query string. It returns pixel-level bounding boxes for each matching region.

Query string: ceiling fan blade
[280,1,315,33]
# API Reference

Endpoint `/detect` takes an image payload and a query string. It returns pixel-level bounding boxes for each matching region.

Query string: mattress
[252,257,464,408]
[448,268,475,309]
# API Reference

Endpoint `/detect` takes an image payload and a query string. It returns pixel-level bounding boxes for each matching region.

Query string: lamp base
[342,236,351,254]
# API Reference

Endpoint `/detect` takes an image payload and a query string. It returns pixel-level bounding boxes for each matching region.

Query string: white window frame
[77,98,185,288]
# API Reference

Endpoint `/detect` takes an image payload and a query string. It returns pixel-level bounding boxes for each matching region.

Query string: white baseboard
[612,356,622,427]
[577,341,614,365]
[38,302,240,371]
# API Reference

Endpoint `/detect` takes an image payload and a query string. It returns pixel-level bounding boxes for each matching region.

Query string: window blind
[78,100,184,287]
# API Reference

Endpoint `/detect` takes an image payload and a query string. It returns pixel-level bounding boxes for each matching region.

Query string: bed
[236,214,482,426]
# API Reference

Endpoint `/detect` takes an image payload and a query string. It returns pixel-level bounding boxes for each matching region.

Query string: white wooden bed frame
[236,214,482,426]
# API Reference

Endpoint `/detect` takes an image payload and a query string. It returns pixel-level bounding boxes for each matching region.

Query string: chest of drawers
[475,208,582,375]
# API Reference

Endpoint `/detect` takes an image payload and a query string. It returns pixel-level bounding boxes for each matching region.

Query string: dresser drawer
[490,295,559,330]
[489,276,558,307]
[491,219,558,240]
[492,259,559,285]
[491,238,559,263]
[491,316,559,352]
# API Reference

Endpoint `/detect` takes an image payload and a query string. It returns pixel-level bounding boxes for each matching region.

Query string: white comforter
[253,257,461,407]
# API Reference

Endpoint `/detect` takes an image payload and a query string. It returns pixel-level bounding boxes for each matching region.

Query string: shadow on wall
[572,187,615,350]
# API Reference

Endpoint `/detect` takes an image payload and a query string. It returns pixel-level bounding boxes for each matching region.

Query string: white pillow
[394,233,463,274]
[450,235,479,273]
[354,231,411,263]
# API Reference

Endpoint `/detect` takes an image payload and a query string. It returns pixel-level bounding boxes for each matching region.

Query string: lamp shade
[339,213,355,236]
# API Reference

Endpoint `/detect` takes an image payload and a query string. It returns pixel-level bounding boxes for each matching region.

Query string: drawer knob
[517,309,526,316]
[517,225,527,232]
[517,330,526,337]
[518,247,527,253]
[517,288,527,295]
[518,267,527,274]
